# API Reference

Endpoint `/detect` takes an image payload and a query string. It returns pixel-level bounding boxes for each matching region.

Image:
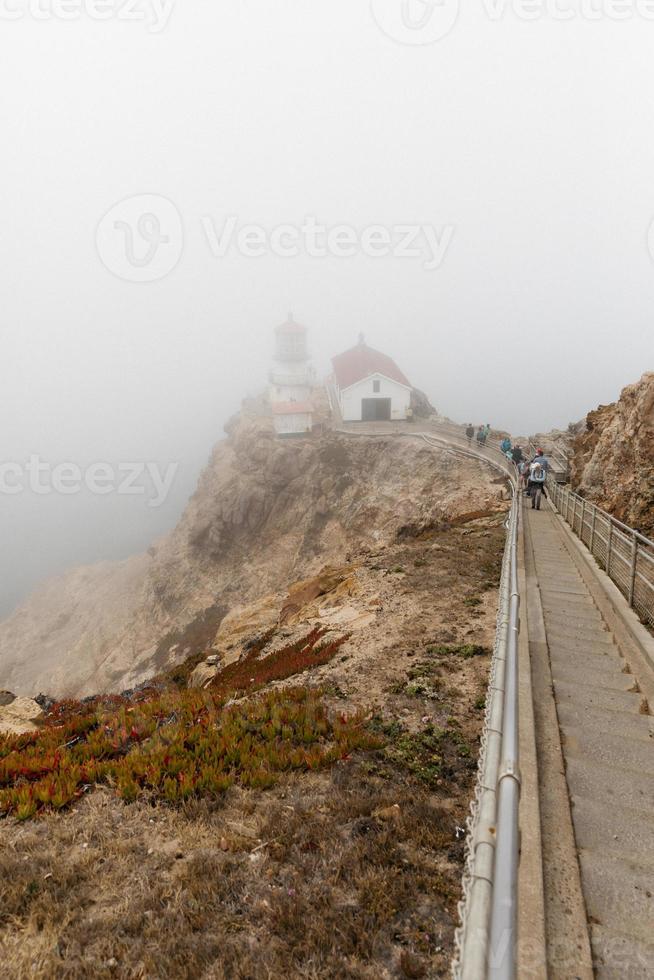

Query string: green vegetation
[425,643,488,660]
[374,719,474,789]
[0,629,371,821]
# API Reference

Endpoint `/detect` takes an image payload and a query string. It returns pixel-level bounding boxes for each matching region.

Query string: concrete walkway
[525,500,654,978]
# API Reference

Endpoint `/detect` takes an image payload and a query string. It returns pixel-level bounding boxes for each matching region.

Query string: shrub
[0,685,378,821]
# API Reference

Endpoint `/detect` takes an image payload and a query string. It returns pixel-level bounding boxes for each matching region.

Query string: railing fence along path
[420,427,521,980]
[547,478,654,630]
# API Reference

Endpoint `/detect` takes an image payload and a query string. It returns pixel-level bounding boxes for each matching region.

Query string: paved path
[525,500,654,978]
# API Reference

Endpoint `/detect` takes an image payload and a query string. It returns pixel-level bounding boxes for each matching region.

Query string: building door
[361,398,391,421]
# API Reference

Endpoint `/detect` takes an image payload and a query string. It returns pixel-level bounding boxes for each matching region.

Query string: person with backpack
[528,449,548,509]
[500,436,512,455]
[465,423,475,446]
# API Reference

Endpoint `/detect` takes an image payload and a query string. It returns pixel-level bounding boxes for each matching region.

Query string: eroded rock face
[0,414,508,699]
[570,372,654,537]
[0,696,43,735]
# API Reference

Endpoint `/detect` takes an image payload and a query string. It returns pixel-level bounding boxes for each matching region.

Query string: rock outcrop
[570,372,654,537]
[0,695,44,735]
[0,413,508,699]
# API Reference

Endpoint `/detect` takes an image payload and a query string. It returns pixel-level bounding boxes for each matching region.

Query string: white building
[269,314,314,436]
[331,336,412,422]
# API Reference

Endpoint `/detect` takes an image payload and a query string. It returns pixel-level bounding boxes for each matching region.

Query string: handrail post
[580,499,586,543]
[590,507,597,554]
[607,521,613,576]
[629,533,638,608]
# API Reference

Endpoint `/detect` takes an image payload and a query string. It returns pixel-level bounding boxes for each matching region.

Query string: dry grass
[0,511,507,979]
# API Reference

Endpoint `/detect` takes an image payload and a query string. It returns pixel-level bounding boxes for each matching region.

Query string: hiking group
[463,424,549,511]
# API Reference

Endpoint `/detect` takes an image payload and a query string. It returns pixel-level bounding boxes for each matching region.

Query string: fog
[2,2,654,615]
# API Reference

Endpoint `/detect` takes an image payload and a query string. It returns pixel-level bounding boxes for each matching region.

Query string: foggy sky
[2,2,654,615]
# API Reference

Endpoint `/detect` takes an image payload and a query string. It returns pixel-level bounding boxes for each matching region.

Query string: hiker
[476,426,486,446]
[500,436,512,456]
[484,424,492,441]
[528,456,547,509]
[519,458,530,491]
[511,444,524,465]
[465,423,475,446]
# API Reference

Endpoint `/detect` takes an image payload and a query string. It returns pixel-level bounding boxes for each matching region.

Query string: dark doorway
[361,398,391,421]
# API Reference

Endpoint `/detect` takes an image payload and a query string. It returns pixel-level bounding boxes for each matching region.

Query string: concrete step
[541,595,598,612]
[547,640,621,664]
[565,756,654,815]
[591,925,654,979]
[548,645,623,672]
[558,702,654,741]
[569,794,654,869]
[553,679,648,716]
[551,661,638,693]
[544,623,610,645]
[540,583,591,598]
[543,608,607,629]
[578,850,654,945]
[562,725,654,776]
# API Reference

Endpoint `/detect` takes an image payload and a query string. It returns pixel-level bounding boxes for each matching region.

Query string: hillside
[570,372,654,537]
[0,411,507,699]
[0,416,510,978]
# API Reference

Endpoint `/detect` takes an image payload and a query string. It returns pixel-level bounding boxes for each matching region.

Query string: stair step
[544,609,607,629]
[542,596,598,613]
[546,622,618,652]
[591,925,654,979]
[548,647,623,674]
[569,794,654,869]
[550,661,638,693]
[545,625,610,645]
[578,850,654,945]
[565,756,654,814]
[553,679,648,715]
[540,583,590,597]
[558,702,654,742]
[562,725,654,776]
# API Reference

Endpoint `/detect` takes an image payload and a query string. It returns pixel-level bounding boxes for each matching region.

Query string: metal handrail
[420,426,521,980]
[547,477,654,629]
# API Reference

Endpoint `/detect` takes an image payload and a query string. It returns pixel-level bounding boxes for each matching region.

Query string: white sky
[2,1,654,613]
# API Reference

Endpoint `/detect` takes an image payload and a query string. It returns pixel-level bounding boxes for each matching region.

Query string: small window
[373,380,381,393]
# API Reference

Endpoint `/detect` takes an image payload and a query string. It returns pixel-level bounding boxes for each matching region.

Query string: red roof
[272,401,313,415]
[331,342,411,390]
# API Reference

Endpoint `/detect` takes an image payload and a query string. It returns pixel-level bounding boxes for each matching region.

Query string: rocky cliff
[0,413,507,698]
[570,372,654,536]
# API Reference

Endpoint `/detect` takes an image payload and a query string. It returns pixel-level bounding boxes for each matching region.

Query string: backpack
[531,463,544,482]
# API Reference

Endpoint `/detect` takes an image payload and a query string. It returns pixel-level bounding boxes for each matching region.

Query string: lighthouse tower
[269,314,314,437]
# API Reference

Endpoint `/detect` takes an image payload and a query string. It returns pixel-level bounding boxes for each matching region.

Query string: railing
[547,478,654,630]
[421,427,522,980]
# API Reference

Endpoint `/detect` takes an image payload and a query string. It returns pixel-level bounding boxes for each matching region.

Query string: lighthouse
[269,314,315,437]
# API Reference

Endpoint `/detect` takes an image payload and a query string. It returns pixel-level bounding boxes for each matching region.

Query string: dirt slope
[0,413,507,699]
[0,508,507,979]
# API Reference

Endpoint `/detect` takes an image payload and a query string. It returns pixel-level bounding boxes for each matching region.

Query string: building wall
[269,384,311,403]
[339,374,411,422]
[273,413,313,436]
